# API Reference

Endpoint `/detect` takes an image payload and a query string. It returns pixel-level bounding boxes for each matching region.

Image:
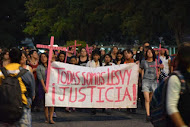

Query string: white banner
[45,62,139,108]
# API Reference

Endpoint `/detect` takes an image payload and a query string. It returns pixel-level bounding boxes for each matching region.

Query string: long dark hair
[39,53,48,67]
[111,46,118,54]
[9,48,21,63]
[91,49,102,66]
[91,49,100,60]
[29,50,37,57]
[164,50,169,60]
[80,47,88,57]
[104,54,112,65]
[116,51,124,63]
[57,51,66,62]
[176,42,190,73]
[21,51,29,65]
[1,49,9,61]
[123,49,133,59]
[145,47,156,61]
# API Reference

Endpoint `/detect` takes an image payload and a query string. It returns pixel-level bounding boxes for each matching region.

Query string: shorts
[15,106,32,127]
[142,79,158,92]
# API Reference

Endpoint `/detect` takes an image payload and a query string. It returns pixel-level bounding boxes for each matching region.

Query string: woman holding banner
[102,54,115,115]
[36,53,55,124]
[115,51,124,65]
[102,54,115,66]
[86,49,102,115]
[77,48,89,66]
[110,46,118,64]
[86,49,102,68]
[123,49,137,113]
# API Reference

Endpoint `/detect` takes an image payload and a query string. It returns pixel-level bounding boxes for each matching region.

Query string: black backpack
[150,71,186,127]
[0,67,28,124]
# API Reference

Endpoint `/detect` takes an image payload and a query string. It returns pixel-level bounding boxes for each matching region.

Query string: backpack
[0,67,28,124]
[150,71,186,127]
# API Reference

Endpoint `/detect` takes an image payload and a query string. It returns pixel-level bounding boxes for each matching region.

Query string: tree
[24,0,190,46]
[120,0,190,46]
[0,0,27,48]
[164,0,190,46]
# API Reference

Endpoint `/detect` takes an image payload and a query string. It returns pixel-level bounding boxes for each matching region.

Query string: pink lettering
[58,87,69,101]
[96,87,105,102]
[115,87,122,102]
[126,69,132,85]
[122,87,132,101]
[69,88,77,102]
[52,83,55,105]
[115,70,120,85]
[52,67,65,84]
[87,86,96,102]
[105,87,114,102]
[61,71,67,84]
[78,87,86,102]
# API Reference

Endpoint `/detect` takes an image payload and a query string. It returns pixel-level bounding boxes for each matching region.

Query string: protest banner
[45,62,139,108]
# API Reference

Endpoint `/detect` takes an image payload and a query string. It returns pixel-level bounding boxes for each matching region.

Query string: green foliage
[65,40,86,48]
[1,0,188,47]
[0,0,189,47]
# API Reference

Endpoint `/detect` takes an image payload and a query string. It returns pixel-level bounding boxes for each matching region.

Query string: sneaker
[53,112,57,118]
[65,108,71,113]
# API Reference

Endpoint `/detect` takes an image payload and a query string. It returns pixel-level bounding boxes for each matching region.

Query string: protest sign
[46,62,139,108]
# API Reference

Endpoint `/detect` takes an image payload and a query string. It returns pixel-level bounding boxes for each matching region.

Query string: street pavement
[32,108,153,127]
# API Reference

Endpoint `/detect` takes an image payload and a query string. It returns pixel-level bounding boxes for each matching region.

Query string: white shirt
[102,62,115,66]
[86,60,100,68]
[160,56,171,75]
[166,75,181,115]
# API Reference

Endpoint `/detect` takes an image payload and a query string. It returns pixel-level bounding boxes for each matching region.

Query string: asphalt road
[32,108,153,127]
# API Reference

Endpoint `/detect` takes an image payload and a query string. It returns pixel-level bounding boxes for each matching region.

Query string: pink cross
[149,43,167,83]
[69,40,81,55]
[149,59,161,83]
[86,44,93,56]
[36,36,71,92]
[64,47,73,63]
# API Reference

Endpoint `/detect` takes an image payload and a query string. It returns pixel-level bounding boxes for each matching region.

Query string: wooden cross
[149,59,160,83]
[69,40,81,55]
[36,36,71,92]
[64,47,72,63]
[86,44,93,56]
[149,43,167,83]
